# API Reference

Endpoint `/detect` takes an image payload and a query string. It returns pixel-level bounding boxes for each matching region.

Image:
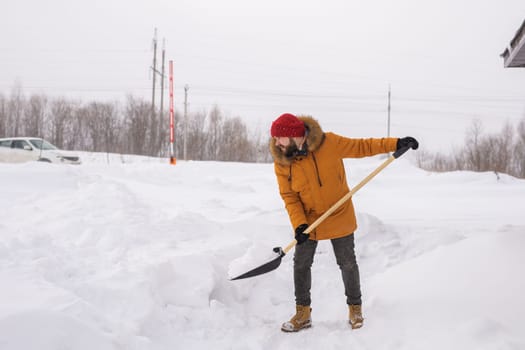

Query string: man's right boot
[348,304,364,329]
[281,305,312,332]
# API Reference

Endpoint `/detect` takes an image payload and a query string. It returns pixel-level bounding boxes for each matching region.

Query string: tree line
[415,118,525,179]
[0,88,272,163]
[2,87,524,179]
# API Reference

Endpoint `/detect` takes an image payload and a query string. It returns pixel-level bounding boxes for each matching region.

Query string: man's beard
[284,143,299,158]
[280,139,302,158]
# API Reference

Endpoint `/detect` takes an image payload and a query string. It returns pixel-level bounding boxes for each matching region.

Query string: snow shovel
[230,144,414,281]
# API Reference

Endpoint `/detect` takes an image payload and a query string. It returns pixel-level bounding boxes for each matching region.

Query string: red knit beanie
[270,113,305,137]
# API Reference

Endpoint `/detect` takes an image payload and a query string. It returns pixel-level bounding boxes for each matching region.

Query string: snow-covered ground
[1,152,524,350]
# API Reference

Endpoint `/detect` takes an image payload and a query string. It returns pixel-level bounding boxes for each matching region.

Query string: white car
[0,137,81,164]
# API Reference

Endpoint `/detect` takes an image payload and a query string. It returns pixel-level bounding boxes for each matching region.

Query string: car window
[12,140,31,150]
[0,140,12,148]
[29,139,57,150]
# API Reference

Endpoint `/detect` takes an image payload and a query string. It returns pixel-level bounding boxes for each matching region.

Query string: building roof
[501,19,525,68]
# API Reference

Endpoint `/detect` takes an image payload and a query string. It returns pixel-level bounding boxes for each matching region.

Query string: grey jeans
[293,234,362,306]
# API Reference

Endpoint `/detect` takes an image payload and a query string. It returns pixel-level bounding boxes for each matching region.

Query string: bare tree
[123,96,151,156]
[101,102,122,154]
[0,93,7,137]
[464,119,483,171]
[7,83,25,136]
[73,105,91,151]
[513,118,525,178]
[24,94,48,137]
[186,111,207,160]
[81,102,117,152]
[490,122,513,174]
[220,117,252,162]
[451,145,465,171]
[207,105,223,160]
[48,98,77,149]
[157,108,169,157]
[149,108,159,157]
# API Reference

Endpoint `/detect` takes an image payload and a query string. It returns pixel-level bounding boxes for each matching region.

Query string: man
[269,113,418,332]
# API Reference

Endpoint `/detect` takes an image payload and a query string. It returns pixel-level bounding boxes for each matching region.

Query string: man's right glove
[396,136,419,150]
[294,224,310,245]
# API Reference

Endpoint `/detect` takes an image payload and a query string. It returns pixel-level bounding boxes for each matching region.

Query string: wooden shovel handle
[282,153,400,254]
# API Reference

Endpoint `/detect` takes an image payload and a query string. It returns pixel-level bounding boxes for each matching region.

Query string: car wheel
[38,158,52,163]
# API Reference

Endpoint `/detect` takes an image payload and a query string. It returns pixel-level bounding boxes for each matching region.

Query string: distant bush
[416,117,525,179]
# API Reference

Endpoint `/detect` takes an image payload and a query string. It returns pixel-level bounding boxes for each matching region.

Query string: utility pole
[169,60,176,165]
[151,29,168,156]
[159,39,166,155]
[151,28,158,123]
[160,39,165,122]
[183,84,189,161]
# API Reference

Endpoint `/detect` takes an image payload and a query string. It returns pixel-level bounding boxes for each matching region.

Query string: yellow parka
[270,116,398,240]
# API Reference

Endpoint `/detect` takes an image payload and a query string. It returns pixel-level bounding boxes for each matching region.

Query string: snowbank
[1,156,524,349]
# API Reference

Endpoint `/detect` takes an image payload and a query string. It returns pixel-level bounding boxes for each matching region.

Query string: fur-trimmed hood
[269,116,324,165]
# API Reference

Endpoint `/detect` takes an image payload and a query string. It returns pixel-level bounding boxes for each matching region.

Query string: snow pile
[1,155,524,350]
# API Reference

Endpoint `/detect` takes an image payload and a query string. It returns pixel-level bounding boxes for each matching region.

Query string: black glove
[396,136,419,150]
[295,224,310,245]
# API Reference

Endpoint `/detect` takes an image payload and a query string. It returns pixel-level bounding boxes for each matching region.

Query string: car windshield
[29,139,58,150]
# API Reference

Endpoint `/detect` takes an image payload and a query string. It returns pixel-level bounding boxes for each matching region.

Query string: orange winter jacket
[270,116,398,240]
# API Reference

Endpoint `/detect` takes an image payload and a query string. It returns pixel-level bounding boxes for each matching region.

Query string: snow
[1,153,525,350]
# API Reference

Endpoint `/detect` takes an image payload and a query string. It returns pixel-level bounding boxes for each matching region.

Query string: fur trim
[269,116,324,165]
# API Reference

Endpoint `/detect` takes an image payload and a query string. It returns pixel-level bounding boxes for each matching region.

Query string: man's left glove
[396,136,419,150]
[294,224,310,245]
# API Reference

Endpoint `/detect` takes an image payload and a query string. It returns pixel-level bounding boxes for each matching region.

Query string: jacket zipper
[312,153,323,187]
[288,153,322,187]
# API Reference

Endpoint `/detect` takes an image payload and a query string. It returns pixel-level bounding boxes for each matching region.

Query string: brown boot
[281,305,312,332]
[349,304,364,329]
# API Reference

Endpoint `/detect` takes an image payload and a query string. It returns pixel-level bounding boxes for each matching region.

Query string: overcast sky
[2,0,525,151]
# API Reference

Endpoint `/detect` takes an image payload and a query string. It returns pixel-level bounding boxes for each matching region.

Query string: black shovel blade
[230,247,285,281]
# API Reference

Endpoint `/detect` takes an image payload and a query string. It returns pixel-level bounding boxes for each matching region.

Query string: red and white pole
[169,60,176,165]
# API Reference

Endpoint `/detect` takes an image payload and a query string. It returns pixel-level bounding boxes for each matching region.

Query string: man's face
[274,137,299,158]
[274,136,290,151]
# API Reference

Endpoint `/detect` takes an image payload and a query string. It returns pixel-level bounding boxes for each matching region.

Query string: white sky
[2,0,525,151]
